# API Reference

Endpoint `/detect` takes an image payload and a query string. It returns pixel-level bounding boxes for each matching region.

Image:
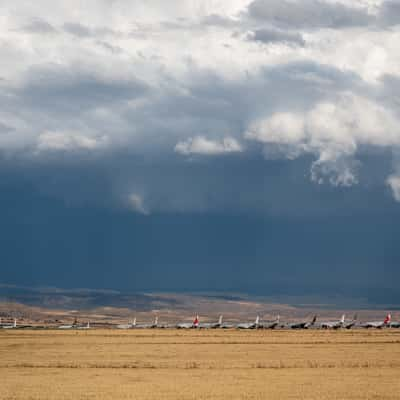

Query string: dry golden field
[1,329,400,400]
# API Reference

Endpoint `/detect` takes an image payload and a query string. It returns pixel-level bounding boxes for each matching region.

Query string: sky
[0,0,400,304]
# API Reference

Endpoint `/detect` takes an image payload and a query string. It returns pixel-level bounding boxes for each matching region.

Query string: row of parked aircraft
[1,314,397,330]
[115,313,397,330]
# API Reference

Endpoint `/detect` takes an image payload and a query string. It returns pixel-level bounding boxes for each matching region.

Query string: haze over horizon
[1,0,400,305]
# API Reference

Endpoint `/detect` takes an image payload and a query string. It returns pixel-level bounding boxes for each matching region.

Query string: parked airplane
[59,317,78,329]
[390,320,400,328]
[59,324,74,329]
[2,318,17,329]
[361,314,391,328]
[116,318,137,329]
[134,316,159,329]
[58,318,90,330]
[77,321,90,330]
[151,316,159,328]
[287,315,317,329]
[199,315,223,329]
[237,316,260,329]
[177,315,199,329]
[343,314,358,329]
[219,319,236,329]
[220,323,236,329]
[259,315,280,329]
[318,315,345,329]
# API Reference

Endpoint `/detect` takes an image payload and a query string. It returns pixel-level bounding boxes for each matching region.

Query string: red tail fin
[384,314,391,324]
[193,315,199,327]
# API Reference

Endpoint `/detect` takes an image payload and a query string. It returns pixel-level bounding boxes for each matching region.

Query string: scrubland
[1,329,400,399]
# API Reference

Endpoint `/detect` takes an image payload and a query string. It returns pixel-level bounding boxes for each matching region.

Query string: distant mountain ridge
[0,284,396,324]
[0,284,180,310]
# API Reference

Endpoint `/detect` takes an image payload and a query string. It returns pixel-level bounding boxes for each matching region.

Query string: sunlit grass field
[1,329,400,399]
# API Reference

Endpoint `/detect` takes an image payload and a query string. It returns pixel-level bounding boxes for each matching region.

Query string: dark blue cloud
[0,154,399,304]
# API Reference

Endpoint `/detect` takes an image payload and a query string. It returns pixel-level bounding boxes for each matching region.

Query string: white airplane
[134,316,159,329]
[318,315,346,329]
[59,323,74,329]
[361,314,391,328]
[220,322,236,329]
[77,321,90,330]
[343,314,358,329]
[198,315,223,329]
[259,315,280,329]
[218,317,237,329]
[237,316,260,329]
[150,316,159,328]
[177,315,199,329]
[59,317,78,329]
[287,315,317,329]
[116,318,137,329]
[2,318,17,329]
[390,320,400,328]
[59,319,90,330]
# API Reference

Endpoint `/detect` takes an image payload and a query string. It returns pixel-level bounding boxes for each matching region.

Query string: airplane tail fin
[340,314,345,324]
[87,321,90,329]
[154,316,158,326]
[255,316,260,326]
[384,314,391,324]
[218,315,223,325]
[193,315,199,327]
[311,315,317,326]
[345,313,358,329]
[133,317,137,327]
[13,318,17,328]
[276,315,280,323]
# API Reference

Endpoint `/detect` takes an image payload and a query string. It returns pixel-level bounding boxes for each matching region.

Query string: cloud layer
[245,94,400,185]
[175,136,243,155]
[247,0,373,28]
[1,0,400,210]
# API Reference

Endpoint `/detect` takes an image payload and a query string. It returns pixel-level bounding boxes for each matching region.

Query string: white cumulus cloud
[387,174,400,201]
[127,193,150,215]
[245,94,400,186]
[175,136,243,155]
[36,131,108,152]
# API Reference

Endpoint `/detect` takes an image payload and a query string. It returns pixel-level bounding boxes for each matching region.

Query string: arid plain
[1,329,400,400]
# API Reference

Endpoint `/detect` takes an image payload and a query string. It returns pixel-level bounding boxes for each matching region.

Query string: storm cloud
[0,0,400,299]
[0,0,399,203]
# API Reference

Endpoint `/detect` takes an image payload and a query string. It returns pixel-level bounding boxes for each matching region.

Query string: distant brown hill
[0,284,396,325]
